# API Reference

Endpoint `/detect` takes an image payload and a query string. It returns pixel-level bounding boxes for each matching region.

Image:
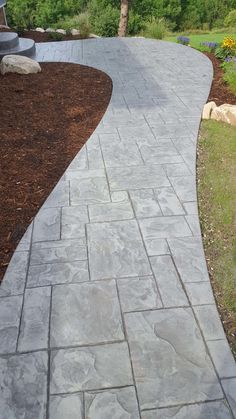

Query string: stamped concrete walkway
[0,38,236,418]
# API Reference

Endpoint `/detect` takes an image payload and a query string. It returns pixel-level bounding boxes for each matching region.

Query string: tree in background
[118,0,129,36]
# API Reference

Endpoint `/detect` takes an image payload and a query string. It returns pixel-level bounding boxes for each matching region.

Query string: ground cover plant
[198,120,236,356]
[0,63,112,281]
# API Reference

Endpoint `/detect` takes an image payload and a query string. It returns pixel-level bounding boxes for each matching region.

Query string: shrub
[143,18,167,40]
[48,31,64,41]
[7,0,36,30]
[177,35,190,45]
[77,12,91,37]
[224,10,236,28]
[56,12,91,36]
[88,0,119,37]
[128,11,145,36]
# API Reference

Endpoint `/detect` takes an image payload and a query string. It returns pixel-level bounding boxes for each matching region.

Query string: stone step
[0,32,19,50]
[0,37,35,59]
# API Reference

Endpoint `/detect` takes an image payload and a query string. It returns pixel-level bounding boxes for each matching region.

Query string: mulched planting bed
[204,51,236,105]
[0,63,112,281]
[0,27,90,42]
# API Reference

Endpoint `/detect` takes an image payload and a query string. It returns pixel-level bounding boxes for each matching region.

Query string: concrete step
[0,32,19,50]
[0,37,35,59]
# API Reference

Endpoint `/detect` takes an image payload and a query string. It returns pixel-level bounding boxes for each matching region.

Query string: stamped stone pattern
[125,308,222,409]
[50,342,133,394]
[85,387,140,419]
[0,295,22,353]
[141,400,233,419]
[0,351,48,419]
[50,393,83,419]
[50,280,124,347]
[0,38,235,418]
[87,220,151,280]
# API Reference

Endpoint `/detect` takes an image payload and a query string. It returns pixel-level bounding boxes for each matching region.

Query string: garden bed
[0,62,112,281]
[0,27,90,42]
[204,51,236,105]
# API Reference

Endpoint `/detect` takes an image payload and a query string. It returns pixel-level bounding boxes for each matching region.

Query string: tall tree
[118,0,129,36]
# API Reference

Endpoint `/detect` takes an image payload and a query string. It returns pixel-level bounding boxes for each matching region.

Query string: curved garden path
[0,38,236,418]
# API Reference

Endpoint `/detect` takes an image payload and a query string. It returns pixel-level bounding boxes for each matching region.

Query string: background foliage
[6,0,236,36]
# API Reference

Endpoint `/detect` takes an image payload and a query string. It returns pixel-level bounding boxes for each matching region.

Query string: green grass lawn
[198,120,236,356]
[165,32,236,49]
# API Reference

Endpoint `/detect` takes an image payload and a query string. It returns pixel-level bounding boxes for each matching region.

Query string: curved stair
[0,32,35,59]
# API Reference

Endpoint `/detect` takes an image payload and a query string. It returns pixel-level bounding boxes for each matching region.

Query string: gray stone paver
[141,400,233,419]
[1,38,235,418]
[50,280,124,347]
[125,308,223,409]
[0,351,48,419]
[50,342,133,394]
[50,393,83,419]
[85,387,140,419]
[87,220,151,280]
[18,287,51,351]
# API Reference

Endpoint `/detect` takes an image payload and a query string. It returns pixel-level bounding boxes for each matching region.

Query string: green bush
[55,12,91,37]
[77,12,91,37]
[48,31,64,41]
[128,11,145,36]
[7,0,87,29]
[143,18,167,40]
[88,0,119,37]
[224,10,236,28]
[7,0,36,30]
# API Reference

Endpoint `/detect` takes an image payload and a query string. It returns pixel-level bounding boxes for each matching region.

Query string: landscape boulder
[202,101,216,119]
[56,29,66,35]
[211,104,236,126]
[35,27,45,32]
[0,55,41,75]
[71,28,80,36]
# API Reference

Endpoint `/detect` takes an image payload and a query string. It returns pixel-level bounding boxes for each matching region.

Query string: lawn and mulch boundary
[0,63,112,282]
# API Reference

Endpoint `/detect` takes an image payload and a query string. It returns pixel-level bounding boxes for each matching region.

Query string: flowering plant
[215,37,236,59]
[177,36,189,46]
[201,41,218,52]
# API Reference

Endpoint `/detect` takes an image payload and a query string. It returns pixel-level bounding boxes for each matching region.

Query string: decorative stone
[202,101,216,119]
[35,27,45,32]
[46,28,54,33]
[211,104,236,126]
[56,29,66,35]
[71,28,80,36]
[0,55,41,75]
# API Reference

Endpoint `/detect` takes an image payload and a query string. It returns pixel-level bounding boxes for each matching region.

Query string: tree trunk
[0,7,7,26]
[118,0,129,37]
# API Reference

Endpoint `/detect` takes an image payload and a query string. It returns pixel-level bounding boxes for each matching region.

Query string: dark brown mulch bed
[204,51,236,105]
[0,27,90,42]
[22,30,88,43]
[0,63,112,281]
